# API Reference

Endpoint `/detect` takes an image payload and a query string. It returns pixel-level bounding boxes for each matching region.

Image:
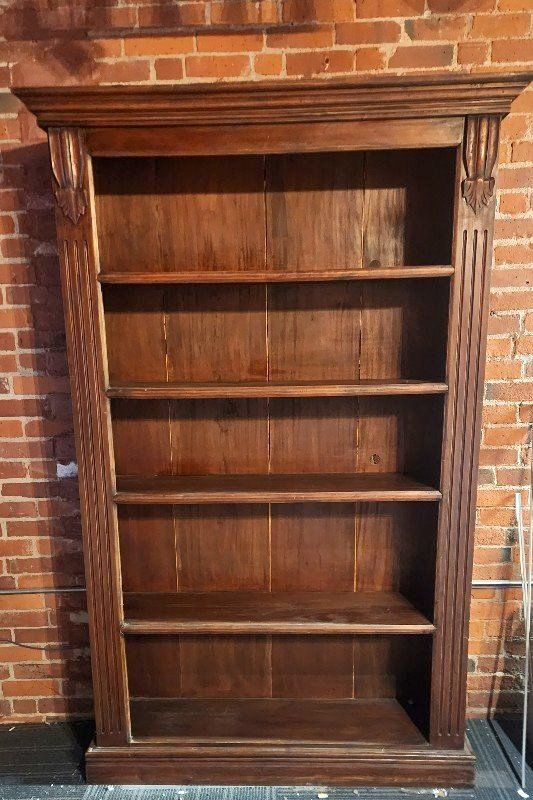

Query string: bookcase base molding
[15,72,532,788]
[85,743,475,787]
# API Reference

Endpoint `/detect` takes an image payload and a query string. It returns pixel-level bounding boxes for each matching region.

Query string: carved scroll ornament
[49,127,87,224]
[462,115,499,214]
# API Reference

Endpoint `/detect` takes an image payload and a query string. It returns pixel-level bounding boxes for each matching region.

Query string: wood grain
[24,73,522,786]
[122,590,435,634]
[106,380,449,399]
[266,153,363,270]
[118,505,177,593]
[175,505,269,591]
[99,267,454,283]
[95,156,265,274]
[114,473,442,504]
[129,697,427,745]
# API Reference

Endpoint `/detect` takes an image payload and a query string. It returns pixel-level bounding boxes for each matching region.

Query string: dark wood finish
[17,73,532,787]
[98,267,454,283]
[86,119,464,157]
[95,157,265,274]
[129,697,426,745]
[15,73,530,127]
[122,590,435,635]
[85,742,475,786]
[114,473,441,504]
[430,120,500,749]
[106,380,449,399]
[48,129,128,748]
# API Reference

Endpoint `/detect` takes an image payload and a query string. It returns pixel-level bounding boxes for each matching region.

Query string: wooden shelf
[122,590,435,635]
[130,697,428,746]
[114,473,442,504]
[107,379,448,399]
[98,266,454,284]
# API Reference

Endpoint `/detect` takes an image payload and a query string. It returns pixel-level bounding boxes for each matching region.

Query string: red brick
[0,332,16,350]
[2,680,61,698]
[471,11,531,36]
[482,405,517,424]
[494,244,533,265]
[0,237,30,259]
[254,53,284,76]
[405,15,469,39]
[500,115,530,142]
[283,0,355,21]
[512,141,533,162]
[0,308,32,329]
[490,268,533,288]
[0,539,33,557]
[95,60,151,85]
[499,193,529,215]
[429,0,495,9]
[486,337,512,358]
[516,335,533,355]
[0,501,37,517]
[493,38,533,62]
[336,20,401,42]
[499,166,533,190]
[266,26,333,49]
[489,382,533,402]
[484,361,521,380]
[389,44,454,68]
[487,313,521,334]
[11,699,38,714]
[355,47,386,70]
[0,419,24,437]
[124,36,194,56]
[286,49,354,75]
[154,59,184,81]
[185,55,251,79]
[356,0,424,15]
[457,42,489,64]
[489,290,533,312]
[211,1,279,24]
[197,32,263,52]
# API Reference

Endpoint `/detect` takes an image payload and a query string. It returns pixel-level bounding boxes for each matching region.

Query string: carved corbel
[462,115,499,214]
[49,127,88,224]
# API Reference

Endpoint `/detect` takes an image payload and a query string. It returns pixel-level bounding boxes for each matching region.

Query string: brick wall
[0,0,531,723]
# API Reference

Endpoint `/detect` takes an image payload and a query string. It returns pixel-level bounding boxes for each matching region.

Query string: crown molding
[12,73,532,129]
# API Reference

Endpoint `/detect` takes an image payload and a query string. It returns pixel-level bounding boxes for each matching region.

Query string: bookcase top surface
[13,72,532,129]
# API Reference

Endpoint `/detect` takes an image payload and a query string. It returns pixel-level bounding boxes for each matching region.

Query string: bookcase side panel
[431,115,501,748]
[48,127,129,746]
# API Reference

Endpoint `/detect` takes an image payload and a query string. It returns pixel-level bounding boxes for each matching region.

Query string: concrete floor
[0,719,531,800]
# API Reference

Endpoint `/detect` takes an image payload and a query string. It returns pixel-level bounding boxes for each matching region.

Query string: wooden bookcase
[15,73,532,787]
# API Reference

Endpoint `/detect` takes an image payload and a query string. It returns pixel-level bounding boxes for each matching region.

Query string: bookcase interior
[93,147,456,748]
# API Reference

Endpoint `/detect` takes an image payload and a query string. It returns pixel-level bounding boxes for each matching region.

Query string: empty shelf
[114,473,442,504]
[130,697,428,746]
[107,379,448,399]
[122,590,435,635]
[99,266,454,284]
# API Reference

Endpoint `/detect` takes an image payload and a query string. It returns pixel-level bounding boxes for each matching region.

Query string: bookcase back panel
[118,504,271,593]
[176,505,270,591]
[104,284,268,384]
[95,156,266,273]
[118,502,437,597]
[94,149,455,275]
[363,149,454,268]
[358,280,449,381]
[125,633,431,715]
[270,504,355,590]
[103,280,449,384]
[265,152,364,270]
[111,396,444,478]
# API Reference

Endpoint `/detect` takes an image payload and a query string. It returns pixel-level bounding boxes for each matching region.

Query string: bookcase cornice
[13,72,532,129]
